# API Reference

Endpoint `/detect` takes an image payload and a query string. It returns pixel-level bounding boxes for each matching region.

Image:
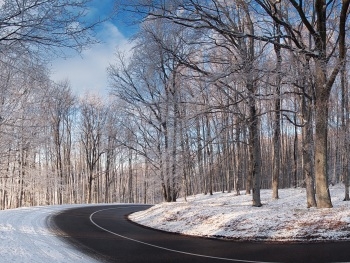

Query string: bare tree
[80,95,107,203]
[0,0,99,58]
[46,81,75,204]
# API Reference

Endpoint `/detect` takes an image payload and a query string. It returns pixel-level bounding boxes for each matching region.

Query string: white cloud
[50,22,133,98]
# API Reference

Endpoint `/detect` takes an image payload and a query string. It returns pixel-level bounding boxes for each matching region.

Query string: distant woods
[0,0,350,209]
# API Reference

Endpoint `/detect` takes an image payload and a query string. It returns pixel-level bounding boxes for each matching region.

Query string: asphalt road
[52,205,350,263]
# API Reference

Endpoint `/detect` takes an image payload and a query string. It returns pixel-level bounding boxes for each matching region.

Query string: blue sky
[50,0,138,97]
[89,0,140,38]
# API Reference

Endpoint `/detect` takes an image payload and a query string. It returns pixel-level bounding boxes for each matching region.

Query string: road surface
[52,204,350,263]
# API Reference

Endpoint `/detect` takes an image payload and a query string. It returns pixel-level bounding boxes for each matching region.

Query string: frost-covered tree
[0,0,97,57]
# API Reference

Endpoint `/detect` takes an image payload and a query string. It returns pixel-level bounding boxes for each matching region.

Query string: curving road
[52,205,350,263]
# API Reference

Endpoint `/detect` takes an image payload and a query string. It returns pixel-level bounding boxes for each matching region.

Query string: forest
[0,0,349,210]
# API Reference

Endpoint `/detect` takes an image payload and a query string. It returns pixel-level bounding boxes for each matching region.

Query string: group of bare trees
[109,0,350,208]
[0,71,157,209]
[0,0,145,209]
[1,0,350,210]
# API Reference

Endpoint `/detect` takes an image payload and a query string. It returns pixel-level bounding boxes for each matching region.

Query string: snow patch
[0,205,100,262]
[129,185,350,242]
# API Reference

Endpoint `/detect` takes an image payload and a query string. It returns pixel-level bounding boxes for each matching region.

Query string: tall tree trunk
[87,169,93,204]
[314,67,332,208]
[300,55,317,208]
[245,123,252,195]
[144,159,148,204]
[272,30,282,199]
[293,113,298,188]
[171,84,179,202]
[314,106,332,207]
[179,114,188,201]
[202,116,208,195]
[234,124,241,196]
[105,146,111,203]
[339,1,350,200]
[128,150,133,203]
[206,115,213,195]
[341,64,350,201]
[248,90,262,207]
[224,111,232,193]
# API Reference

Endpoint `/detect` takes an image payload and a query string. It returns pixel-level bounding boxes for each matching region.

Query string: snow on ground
[0,204,99,263]
[1,186,349,262]
[129,184,350,243]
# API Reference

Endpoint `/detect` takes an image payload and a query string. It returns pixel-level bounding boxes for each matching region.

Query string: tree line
[0,0,350,210]
[0,0,147,209]
[109,0,350,208]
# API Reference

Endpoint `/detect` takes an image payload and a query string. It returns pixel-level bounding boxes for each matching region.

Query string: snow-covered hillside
[0,205,98,263]
[129,184,350,242]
